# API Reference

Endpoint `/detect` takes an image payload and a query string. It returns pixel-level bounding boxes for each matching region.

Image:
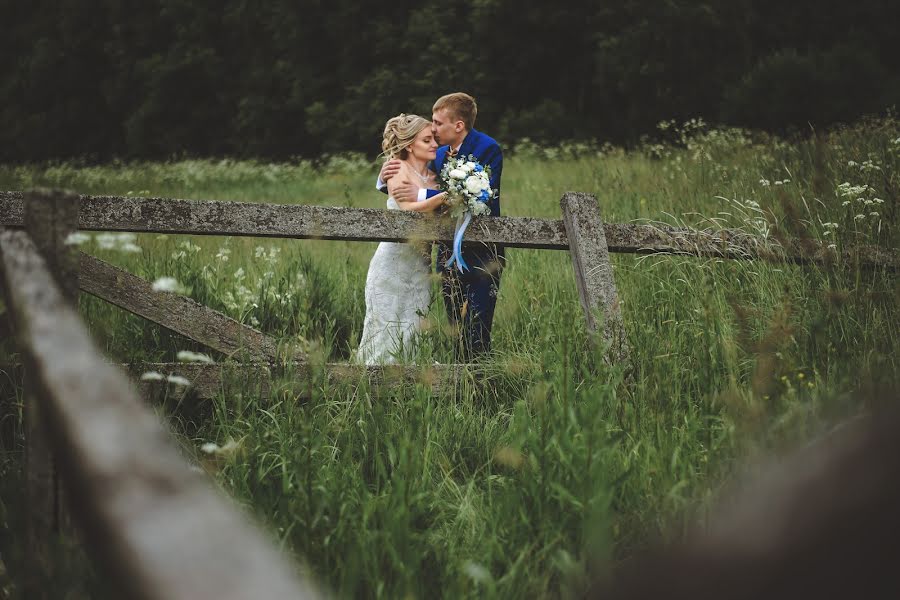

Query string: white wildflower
[64,232,91,245]
[119,242,142,253]
[463,561,492,585]
[177,350,214,364]
[200,442,220,454]
[178,241,202,253]
[95,233,118,249]
[94,232,140,252]
[151,277,184,293]
[200,439,239,456]
[139,371,165,381]
[166,375,191,387]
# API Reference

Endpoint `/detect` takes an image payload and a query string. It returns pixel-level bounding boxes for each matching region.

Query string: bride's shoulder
[394,160,412,176]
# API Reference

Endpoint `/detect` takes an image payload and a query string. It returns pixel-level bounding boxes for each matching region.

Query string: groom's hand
[380,159,402,182]
[392,181,419,203]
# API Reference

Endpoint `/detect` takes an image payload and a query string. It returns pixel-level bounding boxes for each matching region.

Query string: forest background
[3,0,899,163]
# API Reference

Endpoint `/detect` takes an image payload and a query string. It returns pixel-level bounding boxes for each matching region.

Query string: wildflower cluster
[65,232,142,253]
[195,245,304,326]
[758,178,791,187]
[171,240,202,261]
[836,181,884,227]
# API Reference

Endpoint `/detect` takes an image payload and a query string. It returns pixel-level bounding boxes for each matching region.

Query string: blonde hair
[433,93,477,131]
[382,113,431,159]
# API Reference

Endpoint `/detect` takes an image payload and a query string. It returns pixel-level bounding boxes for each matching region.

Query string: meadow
[1,116,898,598]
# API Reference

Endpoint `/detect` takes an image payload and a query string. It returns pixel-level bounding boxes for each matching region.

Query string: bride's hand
[380,159,402,182]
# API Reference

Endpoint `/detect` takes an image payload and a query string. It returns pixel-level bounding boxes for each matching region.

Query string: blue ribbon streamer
[445,211,472,272]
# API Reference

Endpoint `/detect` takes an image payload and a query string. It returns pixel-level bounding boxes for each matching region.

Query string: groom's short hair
[433,93,477,131]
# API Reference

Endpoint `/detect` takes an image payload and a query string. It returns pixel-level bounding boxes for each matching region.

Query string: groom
[379,92,504,361]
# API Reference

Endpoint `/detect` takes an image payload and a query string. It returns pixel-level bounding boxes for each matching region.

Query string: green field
[1,116,898,598]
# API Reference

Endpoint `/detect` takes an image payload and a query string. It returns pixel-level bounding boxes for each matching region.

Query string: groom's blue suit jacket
[428,128,504,272]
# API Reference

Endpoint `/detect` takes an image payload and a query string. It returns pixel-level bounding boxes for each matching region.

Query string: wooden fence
[0,187,896,597]
[1,190,325,599]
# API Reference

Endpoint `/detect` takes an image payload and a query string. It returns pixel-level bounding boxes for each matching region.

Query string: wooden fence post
[560,192,630,365]
[22,188,80,594]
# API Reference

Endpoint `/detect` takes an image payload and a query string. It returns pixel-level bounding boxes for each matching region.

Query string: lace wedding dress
[356,197,432,365]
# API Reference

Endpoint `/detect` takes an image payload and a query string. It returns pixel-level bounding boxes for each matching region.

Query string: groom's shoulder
[471,130,502,161]
[472,128,500,149]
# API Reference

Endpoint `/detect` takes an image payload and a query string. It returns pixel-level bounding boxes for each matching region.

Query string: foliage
[2,1,899,161]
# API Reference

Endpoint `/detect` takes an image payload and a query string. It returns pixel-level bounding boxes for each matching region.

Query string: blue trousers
[438,244,504,361]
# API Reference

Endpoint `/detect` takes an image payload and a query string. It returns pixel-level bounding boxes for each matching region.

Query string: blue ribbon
[445,211,472,272]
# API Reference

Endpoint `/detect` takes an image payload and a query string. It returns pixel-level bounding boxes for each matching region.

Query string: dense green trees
[2,0,897,162]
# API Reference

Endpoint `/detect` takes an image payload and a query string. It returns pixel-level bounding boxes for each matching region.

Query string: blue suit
[428,128,505,360]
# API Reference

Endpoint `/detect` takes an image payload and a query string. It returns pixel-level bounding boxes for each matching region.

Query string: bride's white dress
[356,197,431,365]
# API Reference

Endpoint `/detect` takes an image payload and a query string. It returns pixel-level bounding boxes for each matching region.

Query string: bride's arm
[395,192,446,212]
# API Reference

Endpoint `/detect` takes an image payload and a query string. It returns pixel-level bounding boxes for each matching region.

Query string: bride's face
[407,127,438,162]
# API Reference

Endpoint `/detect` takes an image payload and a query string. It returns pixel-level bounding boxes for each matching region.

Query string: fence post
[22,188,80,594]
[560,192,630,365]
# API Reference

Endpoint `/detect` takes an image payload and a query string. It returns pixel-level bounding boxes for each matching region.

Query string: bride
[356,114,446,365]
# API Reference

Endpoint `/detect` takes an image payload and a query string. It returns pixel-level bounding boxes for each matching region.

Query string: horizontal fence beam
[1,191,895,267]
[0,190,566,249]
[79,253,279,362]
[0,227,323,600]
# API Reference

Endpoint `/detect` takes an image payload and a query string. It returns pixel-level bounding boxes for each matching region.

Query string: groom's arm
[376,159,404,194]
[391,161,441,203]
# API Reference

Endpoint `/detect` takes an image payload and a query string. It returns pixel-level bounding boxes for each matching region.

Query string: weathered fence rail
[0,224,323,598]
[2,191,895,267]
[79,252,278,362]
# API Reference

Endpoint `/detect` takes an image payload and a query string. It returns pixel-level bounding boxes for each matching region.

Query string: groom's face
[432,109,464,148]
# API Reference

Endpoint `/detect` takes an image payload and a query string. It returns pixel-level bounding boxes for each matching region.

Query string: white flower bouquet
[439,154,495,271]
[440,154,494,217]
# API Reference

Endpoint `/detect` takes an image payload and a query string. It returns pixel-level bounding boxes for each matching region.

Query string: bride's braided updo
[382,113,430,160]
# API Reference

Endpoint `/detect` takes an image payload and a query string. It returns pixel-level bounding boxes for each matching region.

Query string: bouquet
[439,154,495,271]
[440,154,494,217]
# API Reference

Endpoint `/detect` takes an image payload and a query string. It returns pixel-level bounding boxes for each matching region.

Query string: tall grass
[1,115,897,598]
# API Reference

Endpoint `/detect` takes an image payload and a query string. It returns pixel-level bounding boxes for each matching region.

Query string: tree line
[2,0,898,162]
